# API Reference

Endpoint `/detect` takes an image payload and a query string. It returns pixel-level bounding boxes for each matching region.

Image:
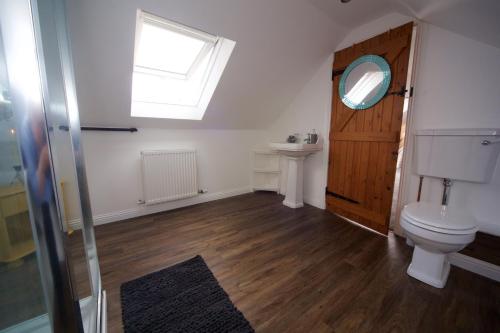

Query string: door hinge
[325,189,360,204]
[387,85,407,97]
[387,85,414,98]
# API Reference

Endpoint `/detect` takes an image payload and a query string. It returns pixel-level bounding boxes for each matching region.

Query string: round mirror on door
[339,54,391,110]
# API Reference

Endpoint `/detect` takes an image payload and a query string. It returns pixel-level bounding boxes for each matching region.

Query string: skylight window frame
[131,9,236,120]
[132,41,221,108]
[134,10,218,80]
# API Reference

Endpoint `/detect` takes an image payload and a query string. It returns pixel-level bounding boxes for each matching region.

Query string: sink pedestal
[282,156,305,208]
[269,142,322,209]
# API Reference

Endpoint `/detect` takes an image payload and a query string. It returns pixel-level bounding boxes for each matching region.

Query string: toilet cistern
[269,142,322,208]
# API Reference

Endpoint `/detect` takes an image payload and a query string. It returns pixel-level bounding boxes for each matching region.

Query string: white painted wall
[82,129,265,224]
[399,23,500,236]
[266,56,333,209]
[265,12,500,238]
[335,13,415,50]
[265,13,414,210]
[65,0,346,130]
[65,0,344,223]
[72,7,500,232]
[81,11,390,218]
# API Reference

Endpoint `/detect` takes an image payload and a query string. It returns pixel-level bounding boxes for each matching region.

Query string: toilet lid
[402,202,477,234]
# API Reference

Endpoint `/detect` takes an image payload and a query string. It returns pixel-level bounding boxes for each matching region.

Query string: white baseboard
[449,252,500,282]
[69,186,252,229]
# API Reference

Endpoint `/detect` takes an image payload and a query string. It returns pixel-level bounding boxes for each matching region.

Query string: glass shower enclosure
[0,0,105,332]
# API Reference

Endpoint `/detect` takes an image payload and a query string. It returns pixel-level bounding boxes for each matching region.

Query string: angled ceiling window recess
[131,10,236,120]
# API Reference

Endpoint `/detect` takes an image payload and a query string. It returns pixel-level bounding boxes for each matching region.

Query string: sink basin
[269,142,323,208]
[269,142,322,157]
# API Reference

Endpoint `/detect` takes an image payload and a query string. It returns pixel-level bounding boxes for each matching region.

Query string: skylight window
[131,10,235,120]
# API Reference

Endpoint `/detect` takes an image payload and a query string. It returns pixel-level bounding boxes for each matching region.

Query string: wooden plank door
[326,22,413,234]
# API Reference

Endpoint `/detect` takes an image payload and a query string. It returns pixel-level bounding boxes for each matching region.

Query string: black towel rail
[81,126,138,132]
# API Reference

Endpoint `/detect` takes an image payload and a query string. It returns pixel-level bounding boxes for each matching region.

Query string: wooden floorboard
[461,231,500,266]
[89,192,500,333]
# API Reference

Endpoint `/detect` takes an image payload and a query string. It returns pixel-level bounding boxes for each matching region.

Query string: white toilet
[401,202,477,288]
[401,129,500,288]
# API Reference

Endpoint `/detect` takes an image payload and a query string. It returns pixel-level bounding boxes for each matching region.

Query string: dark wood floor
[461,231,500,266]
[92,192,500,333]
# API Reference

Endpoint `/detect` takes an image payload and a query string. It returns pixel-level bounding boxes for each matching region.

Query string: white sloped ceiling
[66,0,500,130]
[66,0,350,129]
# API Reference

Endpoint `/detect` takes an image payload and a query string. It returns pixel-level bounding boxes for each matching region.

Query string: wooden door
[326,22,413,234]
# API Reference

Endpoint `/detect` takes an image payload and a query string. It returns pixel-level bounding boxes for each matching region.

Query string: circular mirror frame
[339,54,391,110]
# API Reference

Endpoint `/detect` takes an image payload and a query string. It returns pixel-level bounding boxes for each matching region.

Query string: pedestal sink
[269,142,322,208]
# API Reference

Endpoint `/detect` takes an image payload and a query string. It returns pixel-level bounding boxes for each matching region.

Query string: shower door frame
[30,0,105,331]
[0,0,82,332]
[0,0,104,331]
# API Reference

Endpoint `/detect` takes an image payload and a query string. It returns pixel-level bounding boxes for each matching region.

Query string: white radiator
[141,150,198,205]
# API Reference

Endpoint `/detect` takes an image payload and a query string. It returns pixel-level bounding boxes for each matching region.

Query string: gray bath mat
[120,255,254,333]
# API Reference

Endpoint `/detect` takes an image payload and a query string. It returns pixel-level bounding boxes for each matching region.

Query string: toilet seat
[402,202,477,235]
[401,202,478,288]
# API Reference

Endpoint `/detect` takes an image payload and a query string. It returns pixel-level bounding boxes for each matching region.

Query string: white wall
[400,23,500,236]
[265,13,413,210]
[75,8,500,233]
[336,15,500,236]
[65,0,344,224]
[266,56,333,209]
[335,13,414,50]
[65,0,345,130]
[265,12,500,237]
[82,129,265,224]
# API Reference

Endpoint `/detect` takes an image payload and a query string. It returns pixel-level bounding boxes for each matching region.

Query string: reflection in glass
[1,0,103,330]
[339,55,391,110]
[0,25,48,330]
[33,0,103,330]
[344,64,384,105]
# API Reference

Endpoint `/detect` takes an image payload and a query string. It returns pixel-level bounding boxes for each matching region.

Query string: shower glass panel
[0,18,50,331]
[33,0,94,302]
[0,0,104,331]
[31,0,104,331]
